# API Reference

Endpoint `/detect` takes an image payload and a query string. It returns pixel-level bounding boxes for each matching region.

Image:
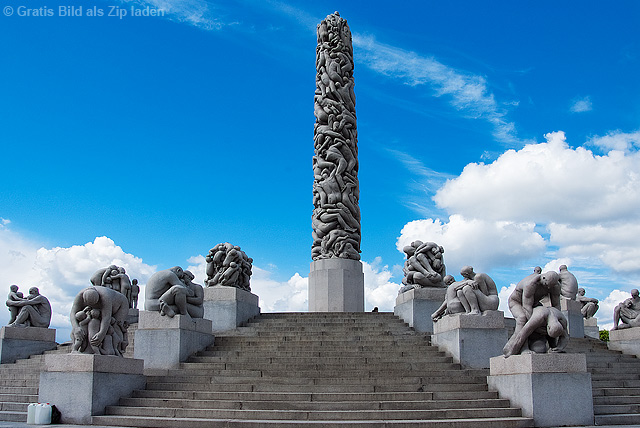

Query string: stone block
[609,327,640,358]
[39,354,145,425]
[309,259,364,312]
[393,288,446,333]
[203,286,261,332]
[126,308,139,325]
[584,317,599,339]
[134,312,214,371]
[561,298,585,338]
[488,353,593,427]
[0,326,57,364]
[431,311,508,368]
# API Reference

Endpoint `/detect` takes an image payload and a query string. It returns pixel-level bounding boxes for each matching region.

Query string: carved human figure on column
[576,288,599,319]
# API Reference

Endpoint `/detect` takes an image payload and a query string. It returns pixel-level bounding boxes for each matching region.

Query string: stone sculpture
[504,270,565,356]
[558,264,578,300]
[70,286,130,356]
[431,267,499,321]
[90,265,137,308]
[401,241,447,289]
[6,287,52,328]
[503,306,569,357]
[130,279,140,309]
[145,266,204,318]
[612,289,640,330]
[205,243,253,291]
[6,285,24,324]
[311,12,361,261]
[576,288,599,319]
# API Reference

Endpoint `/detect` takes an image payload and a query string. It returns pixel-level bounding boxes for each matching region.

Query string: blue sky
[1,0,639,338]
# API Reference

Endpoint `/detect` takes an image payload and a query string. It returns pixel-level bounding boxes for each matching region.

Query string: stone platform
[608,326,640,358]
[203,285,260,332]
[394,287,446,333]
[488,353,593,427]
[0,326,57,364]
[561,298,585,338]
[309,259,364,312]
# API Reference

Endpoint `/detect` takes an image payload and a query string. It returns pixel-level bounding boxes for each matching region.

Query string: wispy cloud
[120,0,236,30]
[352,34,523,145]
[570,96,593,113]
[588,129,640,153]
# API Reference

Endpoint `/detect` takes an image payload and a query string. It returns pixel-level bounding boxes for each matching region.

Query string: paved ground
[1,424,639,428]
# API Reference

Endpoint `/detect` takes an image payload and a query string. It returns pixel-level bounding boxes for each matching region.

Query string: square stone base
[609,327,640,358]
[394,287,446,333]
[584,317,599,339]
[488,353,593,427]
[431,311,507,368]
[38,354,145,424]
[561,298,585,338]
[133,312,214,372]
[0,326,57,364]
[126,308,139,325]
[203,286,260,332]
[309,259,364,312]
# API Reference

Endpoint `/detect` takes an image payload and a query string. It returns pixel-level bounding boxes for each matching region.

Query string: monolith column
[309,12,364,312]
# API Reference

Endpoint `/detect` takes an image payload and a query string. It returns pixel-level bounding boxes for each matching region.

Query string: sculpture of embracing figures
[205,243,253,291]
[431,266,499,321]
[400,241,447,292]
[6,285,52,328]
[144,266,204,318]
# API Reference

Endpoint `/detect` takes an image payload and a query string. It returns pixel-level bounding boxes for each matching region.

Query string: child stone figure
[6,285,24,325]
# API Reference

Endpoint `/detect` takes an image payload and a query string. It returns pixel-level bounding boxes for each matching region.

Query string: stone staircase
[0,342,70,422]
[93,312,533,427]
[0,323,137,423]
[566,337,640,425]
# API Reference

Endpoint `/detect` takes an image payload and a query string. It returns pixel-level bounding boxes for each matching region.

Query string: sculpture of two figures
[70,286,130,356]
[6,285,52,328]
[90,265,139,309]
[205,243,252,291]
[558,264,599,319]
[503,269,568,357]
[145,266,204,318]
[612,289,640,329]
[399,241,447,292]
[431,266,499,321]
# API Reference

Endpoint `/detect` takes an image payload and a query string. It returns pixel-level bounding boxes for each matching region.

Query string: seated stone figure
[402,241,446,289]
[612,289,640,330]
[558,264,578,300]
[145,266,204,318]
[431,275,464,321]
[576,288,599,319]
[431,267,499,321]
[69,286,129,356]
[6,287,51,328]
[503,305,569,357]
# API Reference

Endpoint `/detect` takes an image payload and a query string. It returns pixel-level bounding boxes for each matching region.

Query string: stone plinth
[133,311,214,372]
[488,353,594,427]
[126,308,139,325]
[561,298,584,338]
[609,327,640,358]
[0,326,57,364]
[203,286,260,332]
[431,311,507,369]
[584,317,599,339]
[39,353,145,424]
[309,259,364,312]
[394,287,446,333]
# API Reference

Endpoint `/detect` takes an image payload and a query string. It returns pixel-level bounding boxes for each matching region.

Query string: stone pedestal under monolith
[608,327,640,358]
[431,311,508,369]
[584,317,599,339]
[561,298,585,338]
[203,286,260,332]
[38,353,145,424]
[394,287,446,333]
[133,311,214,373]
[0,326,57,364]
[309,259,364,312]
[488,353,594,427]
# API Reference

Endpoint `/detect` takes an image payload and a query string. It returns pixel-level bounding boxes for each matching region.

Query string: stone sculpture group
[89,265,139,309]
[205,243,253,291]
[5,285,51,328]
[612,289,640,329]
[145,266,204,319]
[431,266,499,321]
[311,12,361,261]
[401,241,447,290]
